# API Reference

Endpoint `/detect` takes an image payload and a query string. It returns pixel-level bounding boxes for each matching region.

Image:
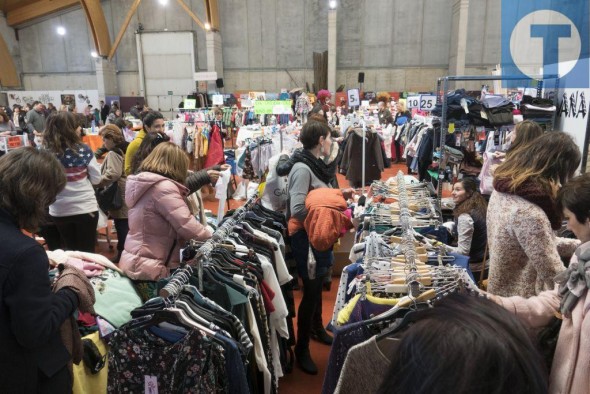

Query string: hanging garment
[205,124,225,168]
[340,129,384,187]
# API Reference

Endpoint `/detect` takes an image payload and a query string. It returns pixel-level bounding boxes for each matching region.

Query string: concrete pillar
[206,31,224,91]
[448,0,470,79]
[327,8,337,95]
[95,58,119,98]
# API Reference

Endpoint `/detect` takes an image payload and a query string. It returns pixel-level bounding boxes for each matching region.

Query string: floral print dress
[107,323,228,393]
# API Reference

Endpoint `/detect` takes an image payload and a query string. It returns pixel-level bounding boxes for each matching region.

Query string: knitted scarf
[493,178,562,230]
[555,242,590,318]
[290,148,335,186]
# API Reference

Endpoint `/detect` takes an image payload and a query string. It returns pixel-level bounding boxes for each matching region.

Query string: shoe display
[310,328,333,345]
[294,347,318,375]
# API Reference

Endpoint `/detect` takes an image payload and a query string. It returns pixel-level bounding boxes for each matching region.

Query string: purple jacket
[120,172,211,280]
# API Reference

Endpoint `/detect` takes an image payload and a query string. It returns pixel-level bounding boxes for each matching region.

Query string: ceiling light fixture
[91,51,98,58]
[204,23,211,30]
[57,26,66,35]
[329,0,337,9]
[158,0,168,5]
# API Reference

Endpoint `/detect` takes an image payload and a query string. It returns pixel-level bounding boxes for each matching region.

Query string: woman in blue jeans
[286,120,353,375]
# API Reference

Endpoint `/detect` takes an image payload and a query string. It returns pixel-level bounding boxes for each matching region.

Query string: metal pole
[362,123,366,195]
[437,77,449,198]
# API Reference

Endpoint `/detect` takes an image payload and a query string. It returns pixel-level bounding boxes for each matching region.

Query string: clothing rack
[434,74,559,201]
[159,192,260,298]
[396,171,421,297]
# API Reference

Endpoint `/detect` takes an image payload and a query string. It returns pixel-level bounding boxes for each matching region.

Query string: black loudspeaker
[216,78,224,88]
[358,72,365,83]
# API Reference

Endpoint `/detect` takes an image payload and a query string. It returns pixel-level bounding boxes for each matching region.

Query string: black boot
[294,346,318,375]
[310,327,333,345]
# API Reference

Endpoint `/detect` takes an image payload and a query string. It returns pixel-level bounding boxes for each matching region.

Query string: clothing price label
[144,376,158,394]
[184,99,196,109]
[212,94,224,105]
[419,95,437,111]
[406,96,420,109]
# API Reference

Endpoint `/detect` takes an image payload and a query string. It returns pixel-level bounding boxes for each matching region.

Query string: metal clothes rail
[159,192,259,298]
[434,74,559,200]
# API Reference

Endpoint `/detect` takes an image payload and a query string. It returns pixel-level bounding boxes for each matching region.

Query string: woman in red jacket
[120,142,212,300]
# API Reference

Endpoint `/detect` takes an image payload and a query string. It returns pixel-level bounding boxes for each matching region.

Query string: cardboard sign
[184,99,196,109]
[347,89,360,107]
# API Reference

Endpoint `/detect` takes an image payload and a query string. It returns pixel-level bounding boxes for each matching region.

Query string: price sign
[347,89,360,107]
[406,96,420,109]
[419,95,437,111]
[184,99,196,109]
[7,136,24,149]
[212,94,224,105]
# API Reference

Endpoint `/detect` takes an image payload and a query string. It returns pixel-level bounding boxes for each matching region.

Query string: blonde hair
[494,131,581,194]
[397,100,407,112]
[138,142,188,183]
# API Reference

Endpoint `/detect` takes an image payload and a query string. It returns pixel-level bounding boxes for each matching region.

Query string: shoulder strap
[164,240,177,266]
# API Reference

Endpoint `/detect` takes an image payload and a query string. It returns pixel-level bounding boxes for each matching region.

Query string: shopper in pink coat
[489,173,590,394]
[120,142,211,290]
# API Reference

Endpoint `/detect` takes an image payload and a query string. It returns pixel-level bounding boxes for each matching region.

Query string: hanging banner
[555,88,590,171]
[254,100,293,115]
[6,90,99,113]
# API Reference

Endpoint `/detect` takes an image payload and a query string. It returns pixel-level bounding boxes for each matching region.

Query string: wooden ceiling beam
[0,33,20,87]
[6,0,80,26]
[79,0,111,57]
[107,0,141,61]
[176,0,206,31]
[204,0,220,31]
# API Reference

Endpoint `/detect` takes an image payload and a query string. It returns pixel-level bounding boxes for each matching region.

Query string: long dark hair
[453,178,487,220]
[509,120,543,152]
[494,131,581,195]
[0,147,66,231]
[377,294,547,394]
[42,112,82,156]
[131,132,170,174]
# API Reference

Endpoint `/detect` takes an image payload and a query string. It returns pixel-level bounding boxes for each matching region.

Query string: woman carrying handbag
[95,124,129,263]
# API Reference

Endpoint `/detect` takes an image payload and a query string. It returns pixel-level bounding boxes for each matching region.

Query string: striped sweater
[49,144,102,217]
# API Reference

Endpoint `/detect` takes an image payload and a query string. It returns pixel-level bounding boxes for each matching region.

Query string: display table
[82,134,102,152]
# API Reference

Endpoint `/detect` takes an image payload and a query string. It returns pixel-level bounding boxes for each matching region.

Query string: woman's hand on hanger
[341,188,355,201]
[207,170,221,185]
[219,164,231,172]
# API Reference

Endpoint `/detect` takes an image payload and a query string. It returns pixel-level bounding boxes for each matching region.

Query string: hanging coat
[339,128,384,187]
[204,124,225,168]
